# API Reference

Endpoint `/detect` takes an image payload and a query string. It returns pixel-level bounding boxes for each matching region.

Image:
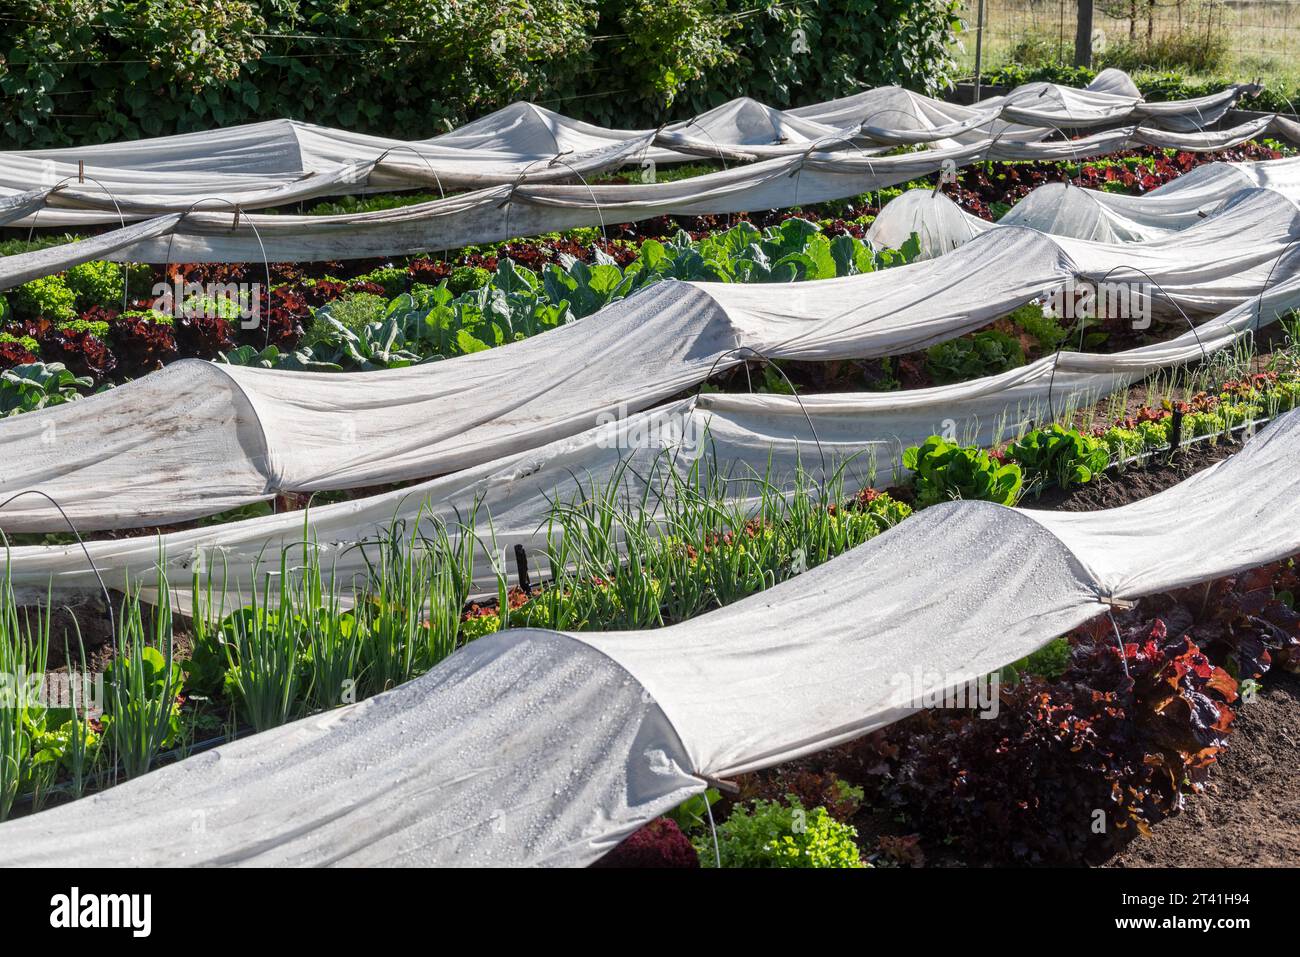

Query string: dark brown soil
[1103,668,1300,868]
[1019,437,1242,511]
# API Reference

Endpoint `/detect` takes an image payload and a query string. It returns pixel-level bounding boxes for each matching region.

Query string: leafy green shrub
[925,329,1024,385]
[447,266,492,296]
[306,293,391,349]
[0,362,92,416]
[11,276,76,322]
[604,0,733,109]
[666,0,961,123]
[1099,34,1229,76]
[64,260,124,310]
[1,1,960,148]
[903,436,1023,507]
[1010,303,1069,354]
[353,266,409,297]
[701,798,865,868]
[1003,30,1070,68]
[1007,424,1110,493]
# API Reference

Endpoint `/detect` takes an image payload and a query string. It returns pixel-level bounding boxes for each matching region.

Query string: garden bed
[582,415,1299,868]
[2,124,1299,871]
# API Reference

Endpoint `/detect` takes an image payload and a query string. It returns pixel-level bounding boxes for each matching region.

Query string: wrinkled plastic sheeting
[1024,411,1300,597]
[0,281,734,533]
[0,632,702,867]
[0,71,1259,226]
[576,410,1300,781]
[5,262,1299,603]
[867,159,1299,256]
[0,117,1286,277]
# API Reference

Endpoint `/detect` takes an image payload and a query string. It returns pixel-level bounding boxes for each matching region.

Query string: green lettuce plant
[701,798,866,868]
[1007,424,1111,494]
[903,436,1023,506]
[925,329,1025,385]
[447,266,491,295]
[64,260,124,310]
[11,275,76,322]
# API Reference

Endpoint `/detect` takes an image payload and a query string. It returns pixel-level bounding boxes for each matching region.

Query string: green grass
[954,0,1300,93]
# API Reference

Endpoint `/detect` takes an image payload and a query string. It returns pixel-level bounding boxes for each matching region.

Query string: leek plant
[220,552,303,733]
[58,622,102,802]
[536,453,908,629]
[297,548,362,713]
[355,513,481,698]
[104,579,181,781]
[0,572,51,820]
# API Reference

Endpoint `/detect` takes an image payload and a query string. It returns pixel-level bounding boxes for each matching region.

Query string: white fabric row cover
[0,69,1257,227]
[3,254,1295,601]
[1,406,1297,867]
[2,187,1298,534]
[797,68,1247,145]
[0,116,1283,285]
[867,156,1300,254]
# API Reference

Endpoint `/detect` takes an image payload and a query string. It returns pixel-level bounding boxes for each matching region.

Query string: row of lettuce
[0,228,1189,420]
[4,361,1298,846]
[0,219,923,416]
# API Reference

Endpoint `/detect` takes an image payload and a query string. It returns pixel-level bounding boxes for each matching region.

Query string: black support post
[1074,0,1095,68]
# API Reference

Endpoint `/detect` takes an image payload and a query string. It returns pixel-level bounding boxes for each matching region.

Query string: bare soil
[1020,436,1242,512]
[1103,668,1300,868]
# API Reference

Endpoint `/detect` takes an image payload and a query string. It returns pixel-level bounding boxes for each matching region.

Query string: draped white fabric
[2,237,1297,603]
[0,116,1285,282]
[0,70,1271,232]
[867,157,1300,255]
[2,407,1297,867]
[2,188,1297,534]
